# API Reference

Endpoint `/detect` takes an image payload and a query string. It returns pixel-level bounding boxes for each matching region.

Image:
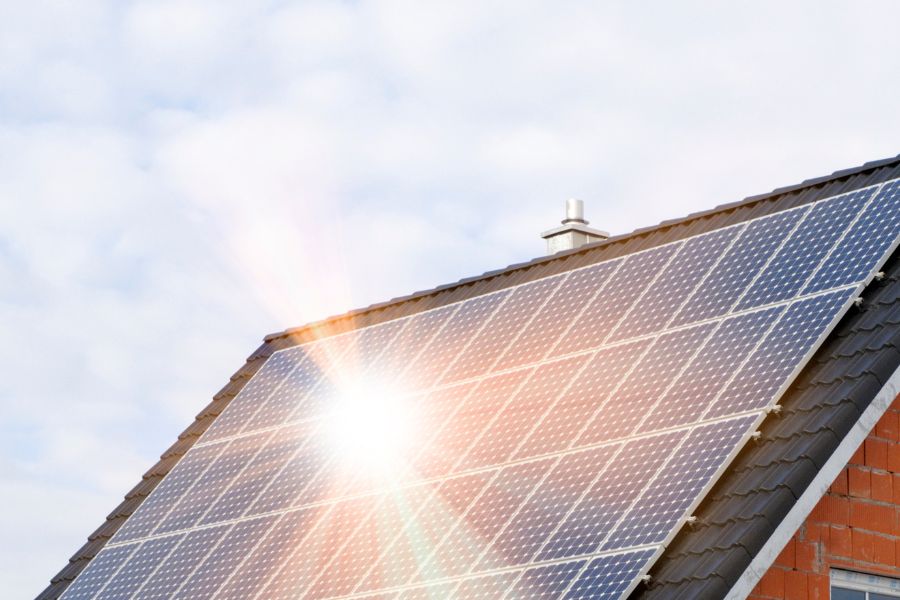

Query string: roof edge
[723,363,900,600]
[264,153,900,344]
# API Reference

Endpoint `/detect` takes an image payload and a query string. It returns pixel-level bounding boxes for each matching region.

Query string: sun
[322,377,419,479]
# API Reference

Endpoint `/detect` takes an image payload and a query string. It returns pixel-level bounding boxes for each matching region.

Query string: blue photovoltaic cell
[201,350,299,442]
[671,206,807,326]
[508,560,587,599]
[486,446,618,567]
[113,442,225,543]
[806,180,900,293]
[736,188,873,310]
[603,415,754,550]
[60,544,138,600]
[708,288,855,417]
[610,226,739,341]
[560,244,678,355]
[563,550,656,600]
[215,508,319,599]
[201,423,307,524]
[95,536,181,599]
[156,431,269,534]
[134,526,228,600]
[176,516,275,599]
[639,307,783,432]
[451,571,519,598]
[539,432,680,561]
[65,179,900,600]
[494,261,617,371]
[576,325,714,445]
[441,275,564,382]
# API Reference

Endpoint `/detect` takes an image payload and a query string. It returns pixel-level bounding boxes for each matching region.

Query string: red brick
[796,540,818,572]
[785,571,808,600]
[831,468,849,495]
[808,573,829,600]
[821,495,851,524]
[775,538,796,568]
[876,411,899,441]
[805,523,830,544]
[849,466,872,498]
[868,438,890,470]
[890,443,900,473]
[830,525,852,558]
[758,567,786,597]
[873,470,894,503]
[851,442,866,465]
[853,529,876,562]
[874,534,896,566]
[849,499,894,534]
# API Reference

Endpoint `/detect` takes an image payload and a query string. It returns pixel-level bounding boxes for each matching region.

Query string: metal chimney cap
[541,199,609,255]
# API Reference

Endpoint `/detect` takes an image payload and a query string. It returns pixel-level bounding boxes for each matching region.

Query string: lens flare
[323,379,418,478]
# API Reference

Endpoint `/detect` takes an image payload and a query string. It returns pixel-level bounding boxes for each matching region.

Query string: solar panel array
[62,179,900,600]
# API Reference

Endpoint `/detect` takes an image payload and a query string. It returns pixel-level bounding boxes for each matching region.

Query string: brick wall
[749,395,900,599]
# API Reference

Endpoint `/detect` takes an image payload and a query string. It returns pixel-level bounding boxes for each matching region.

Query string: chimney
[541,199,609,254]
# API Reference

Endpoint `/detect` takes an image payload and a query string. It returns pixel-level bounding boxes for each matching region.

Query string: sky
[1,1,898,596]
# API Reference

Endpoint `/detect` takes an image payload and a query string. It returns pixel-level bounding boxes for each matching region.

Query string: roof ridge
[265,153,900,343]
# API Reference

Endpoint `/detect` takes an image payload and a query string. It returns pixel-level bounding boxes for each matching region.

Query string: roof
[38,154,900,600]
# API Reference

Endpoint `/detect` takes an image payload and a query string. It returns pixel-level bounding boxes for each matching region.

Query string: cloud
[1,1,899,596]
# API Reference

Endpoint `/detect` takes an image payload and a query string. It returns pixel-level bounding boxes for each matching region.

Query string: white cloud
[1,0,899,596]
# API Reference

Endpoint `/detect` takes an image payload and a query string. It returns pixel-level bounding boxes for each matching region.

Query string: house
[40,155,900,599]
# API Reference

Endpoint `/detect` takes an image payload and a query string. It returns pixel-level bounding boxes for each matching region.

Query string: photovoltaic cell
[671,206,807,326]
[563,550,656,599]
[65,179,899,600]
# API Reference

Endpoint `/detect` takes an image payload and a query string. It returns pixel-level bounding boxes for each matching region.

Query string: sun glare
[323,379,419,479]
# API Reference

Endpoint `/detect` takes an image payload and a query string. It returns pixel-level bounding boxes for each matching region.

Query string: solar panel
[61,179,900,599]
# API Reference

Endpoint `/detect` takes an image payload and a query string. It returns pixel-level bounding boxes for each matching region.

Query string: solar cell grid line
[362,303,461,390]
[401,382,480,482]
[453,353,590,472]
[607,225,742,342]
[536,430,681,562]
[305,484,434,599]
[259,495,382,600]
[357,472,494,593]
[401,290,512,391]
[492,260,621,372]
[554,243,681,356]
[215,508,319,599]
[670,204,810,327]
[561,549,657,600]
[504,560,587,599]
[397,581,460,599]
[198,348,300,444]
[601,415,757,552]
[94,535,181,600]
[155,430,272,535]
[59,543,139,600]
[576,323,716,446]
[736,187,876,311]
[512,340,651,460]
[200,422,309,524]
[335,315,411,379]
[706,286,858,418]
[411,369,532,481]
[133,525,229,600]
[638,305,784,432]
[449,570,519,599]
[241,347,332,435]
[112,441,227,543]
[414,458,554,583]
[439,273,568,384]
[806,179,900,293]
[246,426,328,516]
[174,515,276,599]
[478,445,620,569]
